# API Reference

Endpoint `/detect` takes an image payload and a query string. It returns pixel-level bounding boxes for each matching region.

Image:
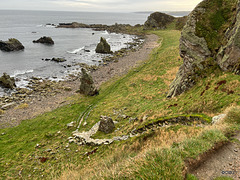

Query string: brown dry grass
[160,67,179,86]
[58,119,231,180]
[142,74,160,82]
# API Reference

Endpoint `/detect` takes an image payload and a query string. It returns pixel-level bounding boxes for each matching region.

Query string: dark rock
[167,0,240,98]
[0,73,16,89]
[51,57,66,63]
[43,58,66,62]
[98,116,115,134]
[33,36,54,45]
[0,38,24,52]
[79,68,99,96]
[95,37,112,54]
[144,12,175,30]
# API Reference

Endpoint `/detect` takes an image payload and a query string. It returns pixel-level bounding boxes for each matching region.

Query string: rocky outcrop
[0,38,24,52]
[79,68,98,96]
[144,12,175,30]
[168,0,239,98]
[98,116,115,133]
[0,73,16,89]
[43,57,66,63]
[33,36,54,45]
[95,37,112,54]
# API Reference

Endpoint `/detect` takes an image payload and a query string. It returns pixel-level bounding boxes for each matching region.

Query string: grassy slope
[0,29,239,179]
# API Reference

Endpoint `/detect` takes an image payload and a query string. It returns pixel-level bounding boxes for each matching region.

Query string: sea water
[0,10,151,95]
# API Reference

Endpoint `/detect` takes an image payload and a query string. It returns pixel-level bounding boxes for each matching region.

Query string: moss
[195,0,238,54]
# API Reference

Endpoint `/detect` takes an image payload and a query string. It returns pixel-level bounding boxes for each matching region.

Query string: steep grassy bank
[0,29,239,179]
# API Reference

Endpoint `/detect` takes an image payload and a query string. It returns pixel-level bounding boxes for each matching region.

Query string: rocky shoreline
[0,34,158,129]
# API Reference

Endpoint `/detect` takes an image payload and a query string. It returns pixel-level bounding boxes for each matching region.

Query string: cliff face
[168,0,240,98]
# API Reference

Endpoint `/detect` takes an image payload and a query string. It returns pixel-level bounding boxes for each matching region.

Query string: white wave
[36,24,43,27]
[12,69,34,77]
[67,46,85,54]
[102,30,109,35]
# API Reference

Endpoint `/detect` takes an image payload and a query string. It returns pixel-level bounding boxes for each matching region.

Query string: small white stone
[212,114,226,124]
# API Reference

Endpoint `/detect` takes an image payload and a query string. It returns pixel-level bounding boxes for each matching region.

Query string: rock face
[79,68,98,96]
[33,36,54,45]
[144,12,175,30]
[0,38,24,52]
[95,37,112,54]
[98,116,115,133]
[168,0,240,98]
[0,73,16,89]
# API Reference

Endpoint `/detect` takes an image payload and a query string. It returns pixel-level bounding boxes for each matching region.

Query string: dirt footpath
[191,132,240,180]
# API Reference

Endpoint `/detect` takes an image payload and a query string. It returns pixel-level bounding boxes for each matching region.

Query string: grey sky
[0,0,203,12]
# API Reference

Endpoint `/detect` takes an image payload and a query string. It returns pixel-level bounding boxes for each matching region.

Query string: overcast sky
[0,0,203,12]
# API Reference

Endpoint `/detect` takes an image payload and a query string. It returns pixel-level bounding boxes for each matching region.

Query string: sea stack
[95,37,112,54]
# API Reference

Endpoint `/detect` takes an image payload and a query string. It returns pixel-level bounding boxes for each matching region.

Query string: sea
[0,10,189,95]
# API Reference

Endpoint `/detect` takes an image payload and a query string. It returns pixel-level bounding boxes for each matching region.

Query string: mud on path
[190,132,240,180]
[0,34,159,128]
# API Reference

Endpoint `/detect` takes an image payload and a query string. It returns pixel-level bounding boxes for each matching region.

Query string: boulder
[0,38,24,52]
[0,73,16,89]
[79,68,98,96]
[95,37,112,54]
[33,36,54,45]
[167,0,240,98]
[98,116,115,134]
[144,12,175,30]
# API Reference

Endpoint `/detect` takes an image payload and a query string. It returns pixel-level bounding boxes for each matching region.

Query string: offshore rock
[33,36,54,45]
[0,73,16,89]
[144,12,175,30]
[168,0,239,97]
[0,38,24,52]
[95,37,112,54]
[79,68,98,96]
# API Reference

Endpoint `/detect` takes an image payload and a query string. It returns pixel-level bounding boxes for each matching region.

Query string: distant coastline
[134,11,190,17]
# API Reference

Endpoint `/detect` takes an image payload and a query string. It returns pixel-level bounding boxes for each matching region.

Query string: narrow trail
[191,132,240,180]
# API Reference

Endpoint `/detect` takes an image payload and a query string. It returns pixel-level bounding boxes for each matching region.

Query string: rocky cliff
[144,12,175,30]
[168,0,239,98]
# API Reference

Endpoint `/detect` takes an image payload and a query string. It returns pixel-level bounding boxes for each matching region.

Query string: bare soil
[0,34,159,128]
[190,133,240,180]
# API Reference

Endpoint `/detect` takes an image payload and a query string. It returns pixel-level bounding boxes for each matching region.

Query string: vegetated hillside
[0,27,239,179]
[168,0,240,98]
[144,11,187,30]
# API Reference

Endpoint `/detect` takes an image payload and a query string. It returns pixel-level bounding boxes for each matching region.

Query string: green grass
[0,29,240,179]
[195,0,237,53]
